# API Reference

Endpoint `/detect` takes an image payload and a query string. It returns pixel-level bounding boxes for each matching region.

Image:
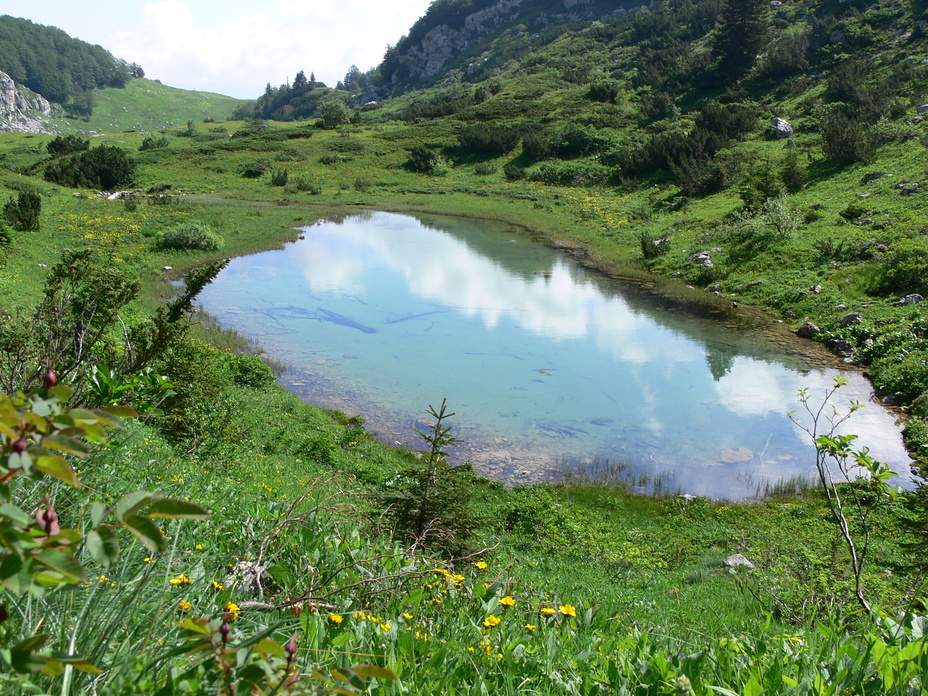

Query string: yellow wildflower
[500,595,516,607]
[380,623,391,631]
[403,612,414,620]
[524,624,536,632]
[225,601,241,619]
[559,604,577,618]
[212,580,225,590]
[178,599,192,611]
[474,561,488,570]
[483,615,501,628]
[541,607,556,617]
[169,574,191,586]
[328,613,344,625]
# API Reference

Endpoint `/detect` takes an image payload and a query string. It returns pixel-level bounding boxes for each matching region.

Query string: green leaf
[41,434,89,457]
[90,501,109,528]
[35,548,87,584]
[46,652,103,674]
[0,502,32,526]
[100,405,137,419]
[352,665,398,681]
[122,514,165,553]
[115,491,157,521]
[175,617,211,634]
[86,526,120,568]
[253,639,287,658]
[34,455,81,488]
[0,555,32,595]
[11,635,49,653]
[148,498,210,520]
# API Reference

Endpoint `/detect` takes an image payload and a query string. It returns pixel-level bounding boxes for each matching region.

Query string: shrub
[0,219,11,246]
[473,162,495,176]
[873,242,928,296]
[46,134,89,157]
[820,110,880,165]
[320,100,351,128]
[354,177,373,191]
[43,145,136,190]
[521,131,551,161]
[405,145,442,173]
[3,190,41,231]
[587,80,620,103]
[154,221,224,252]
[291,176,322,194]
[503,162,527,180]
[457,124,521,156]
[551,124,608,158]
[530,160,611,186]
[140,135,170,151]
[269,166,289,186]
[639,231,671,260]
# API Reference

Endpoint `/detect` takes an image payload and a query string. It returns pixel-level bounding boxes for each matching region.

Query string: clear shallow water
[198,211,912,498]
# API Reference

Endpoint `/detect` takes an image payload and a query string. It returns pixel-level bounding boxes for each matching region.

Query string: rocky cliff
[0,70,54,134]
[382,0,652,92]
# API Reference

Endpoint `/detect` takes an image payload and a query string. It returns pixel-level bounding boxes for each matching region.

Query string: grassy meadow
[4,0,928,686]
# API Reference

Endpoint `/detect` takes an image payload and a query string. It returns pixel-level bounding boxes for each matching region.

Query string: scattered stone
[797,321,821,338]
[881,392,904,406]
[163,266,172,271]
[811,285,822,294]
[224,561,271,596]
[829,29,846,43]
[722,554,755,571]
[855,218,874,226]
[900,293,924,305]
[686,250,714,267]
[918,104,928,114]
[830,339,857,358]
[770,117,793,139]
[678,494,697,502]
[835,303,848,311]
[841,312,862,327]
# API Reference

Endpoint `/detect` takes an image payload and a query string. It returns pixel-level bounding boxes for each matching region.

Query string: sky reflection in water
[197,212,912,498]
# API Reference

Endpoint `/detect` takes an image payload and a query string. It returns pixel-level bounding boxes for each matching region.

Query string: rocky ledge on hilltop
[0,70,54,134]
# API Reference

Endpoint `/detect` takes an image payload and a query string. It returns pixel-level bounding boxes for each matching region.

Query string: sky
[0,0,434,99]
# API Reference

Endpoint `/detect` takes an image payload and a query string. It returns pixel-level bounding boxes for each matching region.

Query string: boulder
[840,312,862,327]
[770,117,793,139]
[830,339,857,358]
[797,321,821,338]
[722,554,755,572]
[900,293,924,305]
[917,104,928,114]
[686,250,714,267]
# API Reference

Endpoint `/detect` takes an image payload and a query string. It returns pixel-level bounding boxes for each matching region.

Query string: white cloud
[102,0,431,98]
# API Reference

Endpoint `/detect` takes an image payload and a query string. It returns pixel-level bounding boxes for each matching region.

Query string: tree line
[0,15,142,108]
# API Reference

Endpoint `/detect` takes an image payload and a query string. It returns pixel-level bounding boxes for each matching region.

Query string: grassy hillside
[47,78,246,134]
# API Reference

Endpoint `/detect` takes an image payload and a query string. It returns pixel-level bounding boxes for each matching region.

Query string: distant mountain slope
[46,78,245,133]
[378,0,643,93]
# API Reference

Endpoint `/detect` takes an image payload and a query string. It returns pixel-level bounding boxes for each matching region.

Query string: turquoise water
[197,211,911,498]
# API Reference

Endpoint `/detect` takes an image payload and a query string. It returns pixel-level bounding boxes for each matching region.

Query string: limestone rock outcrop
[0,70,54,134]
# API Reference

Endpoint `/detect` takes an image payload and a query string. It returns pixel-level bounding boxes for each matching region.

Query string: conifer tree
[713,0,769,75]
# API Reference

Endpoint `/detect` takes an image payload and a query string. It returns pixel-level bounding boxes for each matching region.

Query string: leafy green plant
[269,166,289,186]
[155,220,224,252]
[3,190,41,231]
[43,145,136,190]
[789,377,900,614]
[389,399,483,558]
[139,135,170,151]
[0,376,208,677]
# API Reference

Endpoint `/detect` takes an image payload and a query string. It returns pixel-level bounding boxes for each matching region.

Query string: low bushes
[154,221,224,252]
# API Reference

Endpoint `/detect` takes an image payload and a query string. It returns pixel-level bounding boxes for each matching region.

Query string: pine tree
[292,70,307,89]
[713,0,769,75]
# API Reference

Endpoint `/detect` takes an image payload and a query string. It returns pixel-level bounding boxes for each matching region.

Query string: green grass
[47,78,246,134]
[3,1,928,690]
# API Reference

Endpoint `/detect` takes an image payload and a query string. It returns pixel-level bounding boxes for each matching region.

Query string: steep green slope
[46,78,246,133]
